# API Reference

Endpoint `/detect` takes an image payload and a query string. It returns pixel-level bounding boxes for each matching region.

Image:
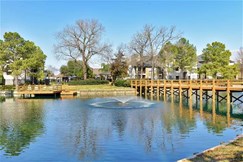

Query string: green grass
[181,136,243,162]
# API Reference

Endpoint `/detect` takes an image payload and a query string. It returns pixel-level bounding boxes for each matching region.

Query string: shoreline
[178,134,243,162]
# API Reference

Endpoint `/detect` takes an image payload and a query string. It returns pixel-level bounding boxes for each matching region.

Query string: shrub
[0,85,15,90]
[0,96,5,102]
[0,75,3,85]
[68,79,109,85]
[114,79,131,87]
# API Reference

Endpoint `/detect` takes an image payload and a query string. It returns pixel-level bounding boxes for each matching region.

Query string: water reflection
[0,97,242,161]
[0,99,44,156]
[52,98,223,161]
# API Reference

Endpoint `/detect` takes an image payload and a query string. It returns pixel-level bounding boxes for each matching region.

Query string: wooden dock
[131,79,243,122]
[131,80,243,104]
[17,85,62,97]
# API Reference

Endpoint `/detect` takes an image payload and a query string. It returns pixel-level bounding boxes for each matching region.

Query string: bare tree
[54,19,111,80]
[129,25,180,80]
[145,25,180,79]
[129,30,149,79]
[237,47,243,79]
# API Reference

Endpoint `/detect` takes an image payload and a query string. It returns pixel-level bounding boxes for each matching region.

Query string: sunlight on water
[0,97,242,162]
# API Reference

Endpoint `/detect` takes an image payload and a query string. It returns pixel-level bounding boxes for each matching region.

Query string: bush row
[0,96,5,102]
[68,79,109,85]
[0,75,3,85]
[0,85,15,90]
[114,79,131,87]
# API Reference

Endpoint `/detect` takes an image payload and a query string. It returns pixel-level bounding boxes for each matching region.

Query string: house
[92,68,111,80]
[3,72,14,85]
[168,67,198,80]
[128,55,197,80]
[128,56,162,79]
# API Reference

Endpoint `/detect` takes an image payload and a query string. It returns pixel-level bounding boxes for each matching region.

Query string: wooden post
[227,102,231,126]
[199,80,203,117]
[216,91,219,113]
[189,80,192,100]
[145,80,148,98]
[226,80,230,106]
[212,79,216,115]
[150,80,153,99]
[179,80,182,102]
[171,80,174,100]
[157,80,160,99]
[163,80,166,100]
[135,80,138,95]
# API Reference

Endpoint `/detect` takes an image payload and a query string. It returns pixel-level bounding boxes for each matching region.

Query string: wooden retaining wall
[78,89,136,96]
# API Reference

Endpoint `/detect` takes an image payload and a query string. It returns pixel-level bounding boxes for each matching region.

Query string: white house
[3,72,14,85]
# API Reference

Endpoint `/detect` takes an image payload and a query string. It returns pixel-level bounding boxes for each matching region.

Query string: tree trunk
[82,57,87,80]
[83,64,87,80]
[140,67,143,79]
[151,60,154,80]
[164,67,168,79]
[14,76,18,90]
[140,56,143,79]
[25,70,27,83]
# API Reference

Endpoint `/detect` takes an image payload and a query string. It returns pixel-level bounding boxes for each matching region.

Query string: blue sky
[1,0,242,70]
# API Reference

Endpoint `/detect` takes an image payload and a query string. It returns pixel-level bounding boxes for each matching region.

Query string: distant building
[128,56,162,79]
[3,72,14,85]
[128,55,197,80]
[92,68,111,80]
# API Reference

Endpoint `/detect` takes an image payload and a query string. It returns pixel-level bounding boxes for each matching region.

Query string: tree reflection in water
[54,99,210,161]
[0,97,240,161]
[0,99,44,156]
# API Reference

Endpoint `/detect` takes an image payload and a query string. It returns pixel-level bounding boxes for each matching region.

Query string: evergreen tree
[159,42,177,79]
[174,38,197,78]
[0,32,46,86]
[199,42,238,79]
[110,49,128,84]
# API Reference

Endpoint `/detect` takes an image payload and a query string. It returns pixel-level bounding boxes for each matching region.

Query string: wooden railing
[17,85,62,92]
[131,79,243,90]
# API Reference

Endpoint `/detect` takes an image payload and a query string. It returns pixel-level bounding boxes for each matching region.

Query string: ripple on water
[90,98,155,109]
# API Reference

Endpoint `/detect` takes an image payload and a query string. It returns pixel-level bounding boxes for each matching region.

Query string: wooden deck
[60,90,77,95]
[17,85,62,95]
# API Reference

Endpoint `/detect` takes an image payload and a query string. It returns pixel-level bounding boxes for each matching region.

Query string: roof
[130,55,161,68]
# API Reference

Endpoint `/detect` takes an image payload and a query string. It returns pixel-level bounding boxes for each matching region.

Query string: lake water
[0,97,242,162]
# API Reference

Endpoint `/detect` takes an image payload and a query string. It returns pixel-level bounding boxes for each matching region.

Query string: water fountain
[90,96,155,109]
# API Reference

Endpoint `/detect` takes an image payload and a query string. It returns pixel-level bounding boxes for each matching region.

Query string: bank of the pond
[179,135,243,162]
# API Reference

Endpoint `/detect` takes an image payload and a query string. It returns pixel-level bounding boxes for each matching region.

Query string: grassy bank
[180,135,243,162]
